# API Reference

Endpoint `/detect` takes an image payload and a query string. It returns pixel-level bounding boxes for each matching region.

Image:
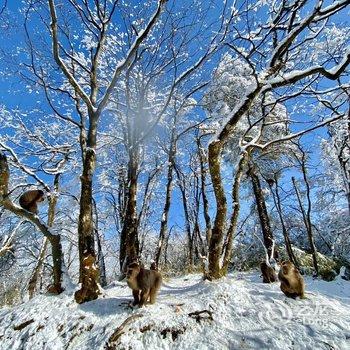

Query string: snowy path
[0,272,349,349]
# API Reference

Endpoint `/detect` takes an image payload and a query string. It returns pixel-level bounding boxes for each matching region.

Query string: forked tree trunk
[221,155,247,274]
[191,169,205,264]
[248,164,278,261]
[206,86,267,279]
[28,174,60,298]
[175,167,194,269]
[292,176,319,276]
[197,137,212,248]
[28,238,49,298]
[270,175,299,269]
[155,129,176,267]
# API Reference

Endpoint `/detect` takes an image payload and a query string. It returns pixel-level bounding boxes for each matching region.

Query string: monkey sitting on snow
[126,262,162,307]
[278,261,305,299]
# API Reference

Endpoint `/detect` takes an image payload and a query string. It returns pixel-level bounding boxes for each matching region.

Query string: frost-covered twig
[253,226,275,266]
[0,220,24,258]
[0,152,57,239]
[0,141,50,192]
[258,114,345,150]
[97,0,168,115]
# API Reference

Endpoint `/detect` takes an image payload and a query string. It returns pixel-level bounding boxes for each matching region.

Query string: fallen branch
[160,326,186,341]
[105,313,143,349]
[140,323,186,341]
[13,319,34,331]
[188,310,213,323]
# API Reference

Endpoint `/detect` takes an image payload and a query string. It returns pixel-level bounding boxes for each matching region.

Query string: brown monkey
[126,262,162,307]
[278,261,305,299]
[150,262,158,271]
[260,261,278,283]
[19,189,45,214]
[266,178,275,187]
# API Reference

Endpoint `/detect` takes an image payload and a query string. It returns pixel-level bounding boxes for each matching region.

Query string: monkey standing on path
[260,261,278,283]
[278,261,305,299]
[126,262,162,307]
[19,189,45,214]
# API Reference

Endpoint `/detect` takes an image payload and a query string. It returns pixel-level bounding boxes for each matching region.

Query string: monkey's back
[19,190,43,206]
[278,266,305,297]
[289,271,305,294]
[137,268,162,291]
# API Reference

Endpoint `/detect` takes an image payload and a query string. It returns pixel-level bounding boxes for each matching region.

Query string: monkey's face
[281,261,293,275]
[126,265,140,280]
[37,191,45,202]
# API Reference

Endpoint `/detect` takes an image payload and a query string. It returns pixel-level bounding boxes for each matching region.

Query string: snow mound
[0,272,349,350]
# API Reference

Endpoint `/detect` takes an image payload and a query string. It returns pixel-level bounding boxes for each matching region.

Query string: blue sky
[0,0,349,240]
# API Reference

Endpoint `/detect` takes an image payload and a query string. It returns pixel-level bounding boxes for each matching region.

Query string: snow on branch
[269,0,350,68]
[216,83,261,142]
[268,48,350,88]
[253,227,276,266]
[0,152,57,239]
[48,0,93,112]
[0,141,50,192]
[96,0,168,115]
[256,114,346,150]
[0,220,24,258]
[316,0,350,19]
[212,47,349,145]
[269,4,319,68]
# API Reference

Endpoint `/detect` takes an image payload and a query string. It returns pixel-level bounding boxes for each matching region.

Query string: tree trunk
[292,176,319,276]
[248,164,277,261]
[192,169,205,264]
[1,153,65,296]
[28,238,49,298]
[336,146,350,215]
[74,115,100,303]
[332,107,350,214]
[206,86,264,280]
[119,151,139,270]
[49,234,64,293]
[96,230,107,287]
[221,155,247,274]
[155,130,176,267]
[163,227,171,266]
[193,219,205,260]
[175,166,194,269]
[207,141,227,279]
[28,174,61,298]
[93,198,107,287]
[197,137,212,248]
[270,175,299,269]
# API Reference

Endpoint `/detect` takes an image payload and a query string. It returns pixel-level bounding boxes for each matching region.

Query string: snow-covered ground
[0,272,349,350]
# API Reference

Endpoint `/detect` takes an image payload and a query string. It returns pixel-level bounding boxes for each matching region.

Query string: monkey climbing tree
[0,152,64,294]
